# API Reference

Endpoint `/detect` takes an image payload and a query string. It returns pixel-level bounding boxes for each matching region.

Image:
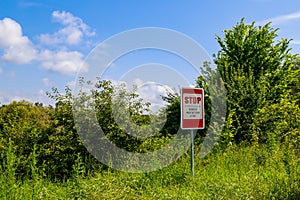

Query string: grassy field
[1,143,299,200]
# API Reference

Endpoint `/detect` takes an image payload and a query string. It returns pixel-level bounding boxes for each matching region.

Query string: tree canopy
[215,19,300,144]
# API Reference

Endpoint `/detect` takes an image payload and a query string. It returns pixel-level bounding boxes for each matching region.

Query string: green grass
[1,143,299,199]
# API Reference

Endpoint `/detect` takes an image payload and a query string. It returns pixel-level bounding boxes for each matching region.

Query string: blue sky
[1,0,300,106]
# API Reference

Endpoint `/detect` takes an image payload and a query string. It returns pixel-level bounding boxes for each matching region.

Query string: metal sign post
[190,129,194,176]
[181,88,205,176]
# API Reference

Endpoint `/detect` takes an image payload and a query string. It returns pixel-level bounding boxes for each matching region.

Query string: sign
[181,88,204,129]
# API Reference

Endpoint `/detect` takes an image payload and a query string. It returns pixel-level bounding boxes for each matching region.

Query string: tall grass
[0,142,299,199]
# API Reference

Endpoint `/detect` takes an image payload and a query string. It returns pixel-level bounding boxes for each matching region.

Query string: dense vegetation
[0,19,299,199]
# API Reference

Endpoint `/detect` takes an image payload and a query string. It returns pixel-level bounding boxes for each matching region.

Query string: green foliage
[160,91,181,136]
[215,18,300,144]
[0,143,299,199]
[91,79,152,151]
[0,99,101,179]
[0,101,52,178]
[74,78,166,153]
[195,61,227,146]
[161,60,226,150]
[0,78,173,179]
[46,86,102,179]
[252,99,300,147]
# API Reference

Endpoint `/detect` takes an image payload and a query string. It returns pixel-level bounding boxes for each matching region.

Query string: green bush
[215,19,300,144]
[0,101,51,178]
[252,99,300,147]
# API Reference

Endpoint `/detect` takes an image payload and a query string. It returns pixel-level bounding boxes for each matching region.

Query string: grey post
[190,129,194,176]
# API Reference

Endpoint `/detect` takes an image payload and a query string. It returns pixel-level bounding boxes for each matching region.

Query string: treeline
[0,80,174,179]
[165,19,300,145]
[0,19,299,179]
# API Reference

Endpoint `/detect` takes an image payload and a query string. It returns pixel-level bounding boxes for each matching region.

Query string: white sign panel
[181,88,204,129]
[183,93,203,119]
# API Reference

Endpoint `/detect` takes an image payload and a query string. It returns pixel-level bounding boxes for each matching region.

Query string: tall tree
[215,18,299,143]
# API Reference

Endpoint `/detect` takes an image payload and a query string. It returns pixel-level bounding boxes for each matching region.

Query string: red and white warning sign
[181,88,205,129]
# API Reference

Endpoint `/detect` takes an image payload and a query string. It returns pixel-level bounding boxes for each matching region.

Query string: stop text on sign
[184,96,201,104]
[181,88,205,129]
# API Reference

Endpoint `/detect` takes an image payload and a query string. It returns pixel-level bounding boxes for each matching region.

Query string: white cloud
[2,44,37,64]
[38,89,44,95]
[290,40,300,45]
[37,11,94,75]
[258,10,300,25]
[39,49,88,75]
[0,18,37,64]
[0,18,29,47]
[133,78,143,86]
[39,10,95,46]
[100,78,172,113]
[7,70,16,77]
[256,11,300,49]
[132,79,174,113]
[67,80,76,88]
[0,93,24,104]
[251,0,273,2]
[0,90,55,105]
[136,82,169,103]
[0,11,94,75]
[42,78,50,87]
[18,1,48,8]
[0,67,2,74]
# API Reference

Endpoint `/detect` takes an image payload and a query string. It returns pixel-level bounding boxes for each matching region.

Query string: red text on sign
[184,97,201,104]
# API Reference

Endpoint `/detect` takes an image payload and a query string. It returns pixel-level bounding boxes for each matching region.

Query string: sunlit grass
[0,143,299,199]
